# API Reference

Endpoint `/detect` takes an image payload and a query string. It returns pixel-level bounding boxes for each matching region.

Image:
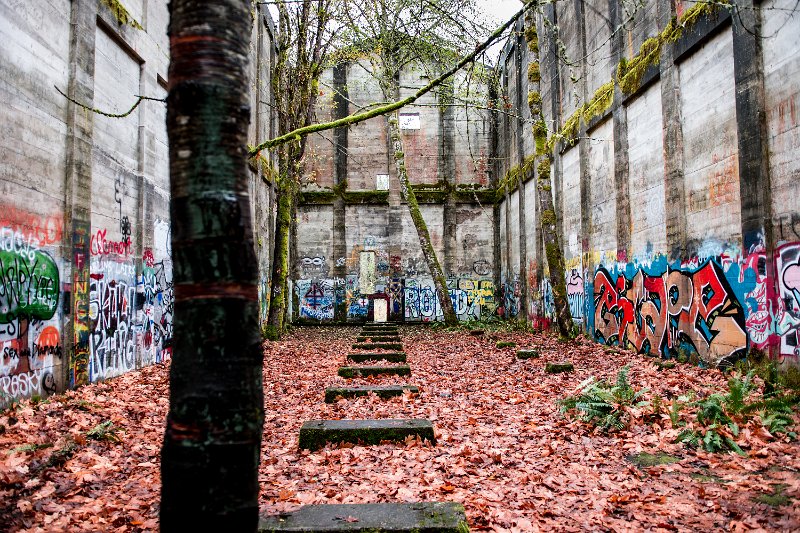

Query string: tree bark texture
[160,1,264,530]
[524,9,575,337]
[388,113,458,325]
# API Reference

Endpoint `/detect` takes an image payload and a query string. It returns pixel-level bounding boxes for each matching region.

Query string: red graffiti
[0,206,63,247]
[90,229,132,256]
[593,261,747,366]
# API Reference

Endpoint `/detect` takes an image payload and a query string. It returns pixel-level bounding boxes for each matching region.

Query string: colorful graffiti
[776,243,800,358]
[566,268,584,322]
[296,279,335,320]
[346,275,369,318]
[591,257,749,367]
[404,277,495,322]
[0,242,62,403]
[71,221,91,387]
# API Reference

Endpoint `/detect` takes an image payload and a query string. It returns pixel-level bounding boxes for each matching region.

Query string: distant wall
[0,0,277,405]
[495,0,800,367]
[294,62,497,322]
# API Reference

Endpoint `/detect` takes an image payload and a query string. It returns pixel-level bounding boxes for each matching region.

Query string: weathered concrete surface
[259,502,468,532]
[356,336,402,343]
[324,385,419,403]
[545,362,575,374]
[517,349,540,360]
[298,419,435,450]
[338,365,411,378]
[347,352,407,363]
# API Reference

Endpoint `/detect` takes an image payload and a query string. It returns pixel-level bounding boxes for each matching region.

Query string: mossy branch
[55,85,164,118]
[248,2,535,157]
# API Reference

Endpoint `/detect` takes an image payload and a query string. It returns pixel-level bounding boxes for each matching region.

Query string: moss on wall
[100,0,143,29]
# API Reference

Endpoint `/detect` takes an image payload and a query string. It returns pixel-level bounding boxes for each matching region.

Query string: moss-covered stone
[338,365,411,378]
[347,352,407,363]
[352,342,404,351]
[259,502,467,532]
[298,419,435,451]
[517,349,539,359]
[753,484,791,507]
[324,385,418,403]
[496,341,516,349]
[356,336,402,343]
[627,451,680,468]
[545,362,574,374]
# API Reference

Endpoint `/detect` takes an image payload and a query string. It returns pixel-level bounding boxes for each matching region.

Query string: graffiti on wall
[404,277,495,321]
[497,276,520,318]
[89,258,137,381]
[566,268,585,322]
[346,275,369,318]
[776,243,800,358]
[591,256,750,367]
[296,278,335,320]
[0,240,61,402]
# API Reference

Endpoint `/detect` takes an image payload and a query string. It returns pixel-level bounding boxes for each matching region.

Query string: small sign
[399,113,421,130]
[376,174,389,190]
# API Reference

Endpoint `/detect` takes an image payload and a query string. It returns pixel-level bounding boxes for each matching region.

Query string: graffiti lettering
[90,228,133,256]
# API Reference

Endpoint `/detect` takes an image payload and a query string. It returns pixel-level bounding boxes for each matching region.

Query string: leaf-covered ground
[2,326,800,531]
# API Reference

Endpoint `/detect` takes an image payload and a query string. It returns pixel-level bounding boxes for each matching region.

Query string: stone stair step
[298,419,435,450]
[545,361,574,373]
[517,349,539,359]
[356,336,401,343]
[361,327,399,333]
[325,385,419,403]
[352,342,404,351]
[338,365,411,378]
[259,502,468,532]
[347,352,407,363]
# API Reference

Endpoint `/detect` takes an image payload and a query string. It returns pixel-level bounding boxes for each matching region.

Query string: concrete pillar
[440,81,457,276]
[332,63,348,283]
[63,0,97,389]
[515,19,528,322]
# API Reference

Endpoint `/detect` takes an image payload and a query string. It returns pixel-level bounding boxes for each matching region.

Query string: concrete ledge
[298,419,436,450]
[259,502,468,532]
[325,385,419,403]
[353,343,404,351]
[338,365,411,378]
[347,352,407,363]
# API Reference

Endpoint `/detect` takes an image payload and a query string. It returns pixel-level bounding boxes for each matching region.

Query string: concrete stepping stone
[347,352,407,363]
[324,385,419,403]
[338,365,411,378]
[517,348,539,359]
[545,361,574,373]
[259,502,468,532]
[298,419,435,450]
[352,342,404,351]
[361,328,399,334]
[356,336,401,343]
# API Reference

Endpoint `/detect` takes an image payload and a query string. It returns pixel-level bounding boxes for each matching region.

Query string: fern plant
[560,365,648,431]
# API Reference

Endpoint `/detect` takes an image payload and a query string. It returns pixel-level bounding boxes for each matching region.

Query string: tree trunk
[388,113,458,326]
[265,167,296,339]
[161,1,264,530]
[524,11,575,338]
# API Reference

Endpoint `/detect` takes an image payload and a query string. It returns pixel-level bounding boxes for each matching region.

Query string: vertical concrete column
[731,1,775,357]
[440,81,457,276]
[575,0,590,330]
[332,63,349,282]
[608,0,631,260]
[63,0,97,388]
[502,65,513,293]
[515,19,528,321]
[732,1,773,253]
[660,3,688,261]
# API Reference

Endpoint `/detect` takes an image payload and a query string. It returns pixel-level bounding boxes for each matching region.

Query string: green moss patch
[545,362,574,374]
[753,484,791,507]
[627,451,681,468]
[496,341,517,349]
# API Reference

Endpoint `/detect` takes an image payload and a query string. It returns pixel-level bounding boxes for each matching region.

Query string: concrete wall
[295,60,496,322]
[0,0,277,405]
[495,0,800,367]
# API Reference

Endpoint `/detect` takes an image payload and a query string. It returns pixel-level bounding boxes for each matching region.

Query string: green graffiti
[0,249,60,322]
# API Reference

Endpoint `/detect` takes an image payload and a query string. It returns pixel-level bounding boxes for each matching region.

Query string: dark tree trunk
[161,1,264,530]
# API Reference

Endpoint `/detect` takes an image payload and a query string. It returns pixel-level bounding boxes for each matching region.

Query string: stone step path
[338,364,411,378]
[298,419,435,450]
[347,352,407,363]
[355,335,402,343]
[352,342,404,351]
[325,385,419,403]
[259,502,468,532]
[268,323,469,531]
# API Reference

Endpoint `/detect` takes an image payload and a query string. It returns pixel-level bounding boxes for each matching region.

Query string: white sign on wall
[399,113,421,130]
[376,174,390,190]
